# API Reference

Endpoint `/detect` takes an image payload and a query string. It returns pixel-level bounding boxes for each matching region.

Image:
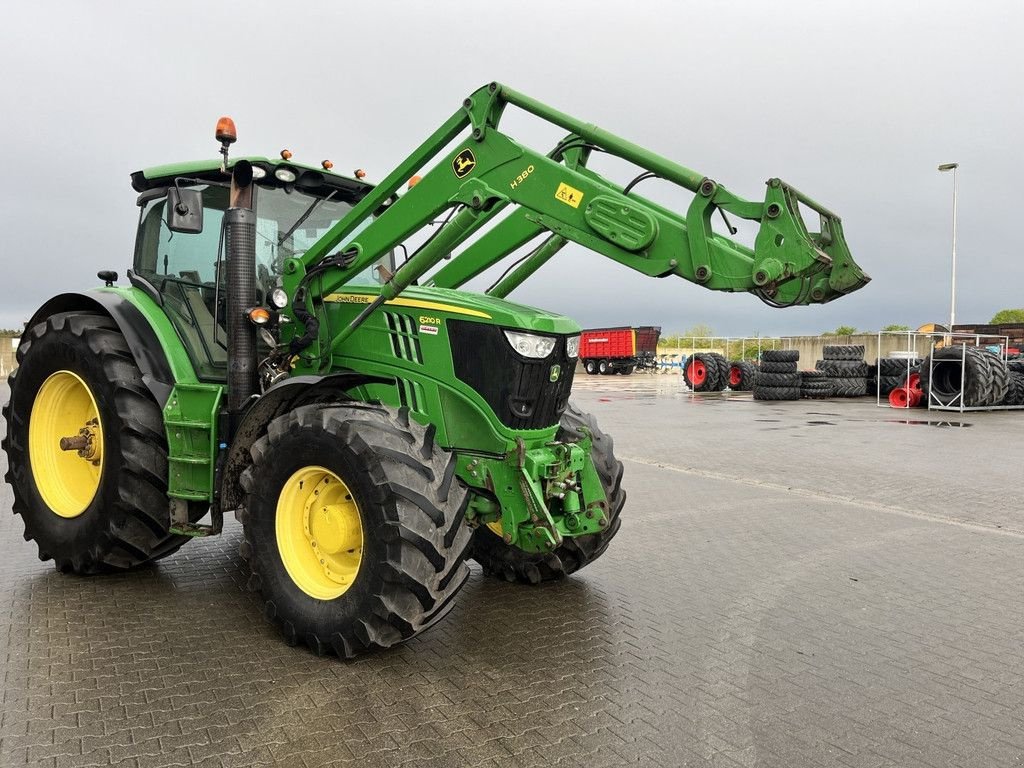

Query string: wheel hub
[59,419,101,464]
[310,501,361,555]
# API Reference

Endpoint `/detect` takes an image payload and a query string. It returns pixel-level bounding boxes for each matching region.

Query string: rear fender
[219,372,392,512]
[23,291,177,406]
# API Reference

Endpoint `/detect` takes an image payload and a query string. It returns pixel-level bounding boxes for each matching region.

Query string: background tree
[823,325,857,336]
[682,323,714,339]
[881,324,911,332]
[990,309,1024,324]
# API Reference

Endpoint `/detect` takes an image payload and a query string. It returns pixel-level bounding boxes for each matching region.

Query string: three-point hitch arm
[286,82,870,351]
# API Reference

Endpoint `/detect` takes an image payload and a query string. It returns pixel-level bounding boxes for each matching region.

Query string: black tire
[238,403,471,657]
[1002,372,1024,406]
[759,360,799,373]
[1008,360,1024,374]
[921,347,1008,407]
[815,360,870,377]
[876,374,904,395]
[739,361,758,390]
[755,371,801,388]
[683,353,720,392]
[727,361,757,391]
[800,370,827,382]
[802,383,836,399]
[831,377,869,397]
[2,311,200,574]
[879,358,921,376]
[598,359,611,375]
[619,365,636,376]
[753,385,801,401]
[470,402,625,584]
[762,349,799,363]
[707,353,729,390]
[822,345,864,360]
[583,359,597,375]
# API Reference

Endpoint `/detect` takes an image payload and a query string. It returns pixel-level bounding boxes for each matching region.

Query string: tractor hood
[322,285,581,336]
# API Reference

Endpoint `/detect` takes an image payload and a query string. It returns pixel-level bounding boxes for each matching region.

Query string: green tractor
[2,83,869,656]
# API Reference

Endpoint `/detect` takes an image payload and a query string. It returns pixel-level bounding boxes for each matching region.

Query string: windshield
[255,185,385,287]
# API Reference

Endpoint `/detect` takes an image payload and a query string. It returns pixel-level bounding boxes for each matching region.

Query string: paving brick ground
[2,377,1024,767]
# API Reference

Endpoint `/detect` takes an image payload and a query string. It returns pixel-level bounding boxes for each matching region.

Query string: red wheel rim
[729,366,742,386]
[687,360,706,386]
[907,372,922,393]
[889,387,910,408]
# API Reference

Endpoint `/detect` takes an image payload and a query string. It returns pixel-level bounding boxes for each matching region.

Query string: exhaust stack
[225,160,257,415]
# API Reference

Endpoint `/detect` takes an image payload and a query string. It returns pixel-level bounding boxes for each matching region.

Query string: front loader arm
[287,82,869,353]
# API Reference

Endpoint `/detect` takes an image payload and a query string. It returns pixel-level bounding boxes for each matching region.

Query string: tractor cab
[128,158,385,380]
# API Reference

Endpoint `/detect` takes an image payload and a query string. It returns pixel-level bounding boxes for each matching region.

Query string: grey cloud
[1,0,1020,335]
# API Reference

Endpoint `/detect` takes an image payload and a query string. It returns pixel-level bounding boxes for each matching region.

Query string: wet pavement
[3,376,1024,767]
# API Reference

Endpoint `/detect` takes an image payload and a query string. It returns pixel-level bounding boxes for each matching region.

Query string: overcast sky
[1,1,1021,337]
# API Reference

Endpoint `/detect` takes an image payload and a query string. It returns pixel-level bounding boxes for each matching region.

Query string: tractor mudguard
[22,291,176,407]
[219,372,393,512]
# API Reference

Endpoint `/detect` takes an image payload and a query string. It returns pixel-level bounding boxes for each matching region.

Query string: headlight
[565,334,580,358]
[251,165,267,180]
[275,166,297,183]
[504,330,556,359]
[270,287,289,308]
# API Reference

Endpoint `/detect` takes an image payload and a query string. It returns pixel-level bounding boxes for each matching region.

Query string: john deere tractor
[2,83,869,656]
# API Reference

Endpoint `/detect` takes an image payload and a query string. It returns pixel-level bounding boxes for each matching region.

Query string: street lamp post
[938,162,959,331]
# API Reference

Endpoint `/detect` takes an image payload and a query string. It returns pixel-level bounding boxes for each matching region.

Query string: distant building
[952,323,1024,351]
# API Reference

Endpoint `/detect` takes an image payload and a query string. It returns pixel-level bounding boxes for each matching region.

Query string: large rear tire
[2,311,199,573]
[238,403,471,657]
[469,402,625,584]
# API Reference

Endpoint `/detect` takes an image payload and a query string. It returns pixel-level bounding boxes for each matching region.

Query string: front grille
[448,320,575,430]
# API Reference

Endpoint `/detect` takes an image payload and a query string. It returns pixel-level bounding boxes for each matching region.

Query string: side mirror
[167,187,204,234]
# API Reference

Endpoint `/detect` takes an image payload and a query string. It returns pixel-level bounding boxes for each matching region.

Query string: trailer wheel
[238,403,471,657]
[619,365,635,375]
[598,359,611,375]
[584,360,597,375]
[469,402,624,584]
[2,311,200,573]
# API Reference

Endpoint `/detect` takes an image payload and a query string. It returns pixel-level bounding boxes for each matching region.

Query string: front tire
[239,403,472,657]
[469,403,625,584]
[2,311,198,573]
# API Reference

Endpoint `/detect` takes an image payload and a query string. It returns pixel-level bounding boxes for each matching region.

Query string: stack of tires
[921,346,1008,407]
[726,360,758,391]
[753,350,800,401]
[800,370,835,399]
[815,345,868,397]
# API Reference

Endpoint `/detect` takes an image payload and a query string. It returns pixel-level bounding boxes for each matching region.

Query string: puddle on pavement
[806,420,836,426]
[887,419,972,428]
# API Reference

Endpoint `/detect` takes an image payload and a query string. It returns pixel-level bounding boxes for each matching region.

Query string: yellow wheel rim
[486,520,503,536]
[276,466,363,600]
[28,370,105,519]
